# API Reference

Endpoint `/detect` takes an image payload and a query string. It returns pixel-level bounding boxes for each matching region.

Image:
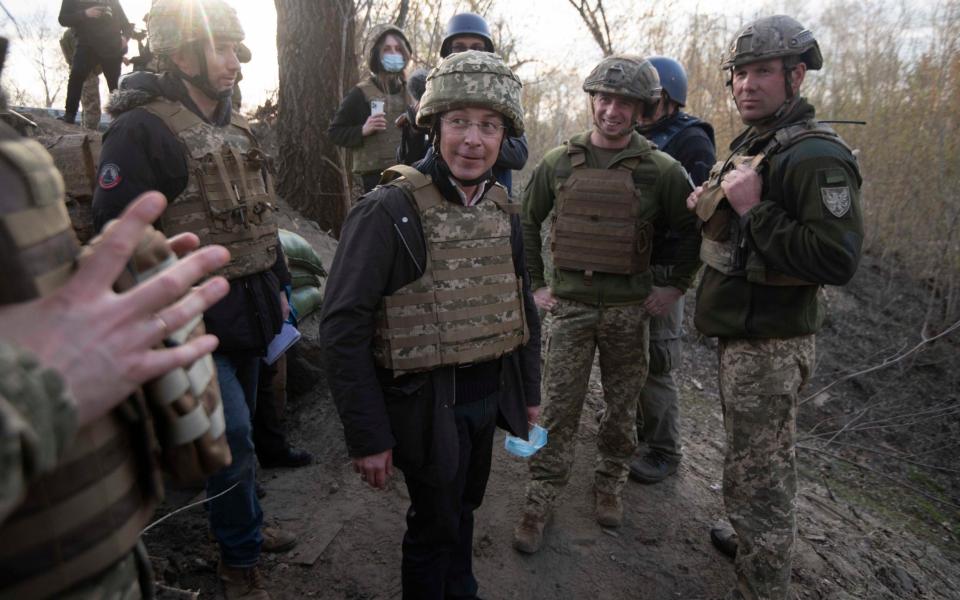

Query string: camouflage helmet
[147,0,244,56]
[416,50,524,136]
[363,23,412,74]
[721,15,822,71]
[583,55,661,105]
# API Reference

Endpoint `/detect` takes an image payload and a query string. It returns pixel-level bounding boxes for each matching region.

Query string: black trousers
[253,355,289,461]
[65,44,122,117]
[401,393,499,600]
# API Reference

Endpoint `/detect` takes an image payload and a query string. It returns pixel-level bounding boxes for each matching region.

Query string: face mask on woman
[381,53,406,73]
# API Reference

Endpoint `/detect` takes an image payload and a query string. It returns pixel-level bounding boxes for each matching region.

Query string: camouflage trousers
[719,335,815,600]
[523,298,649,516]
[79,74,101,131]
[637,299,683,460]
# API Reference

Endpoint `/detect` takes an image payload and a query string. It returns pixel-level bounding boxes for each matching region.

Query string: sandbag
[291,285,323,320]
[279,228,326,277]
[290,265,322,289]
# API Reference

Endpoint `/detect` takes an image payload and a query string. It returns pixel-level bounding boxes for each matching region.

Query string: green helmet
[583,55,661,105]
[416,50,524,136]
[363,23,412,75]
[148,0,244,56]
[721,15,822,71]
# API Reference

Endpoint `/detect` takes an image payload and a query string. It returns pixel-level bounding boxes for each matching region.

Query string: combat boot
[218,562,271,600]
[262,525,297,553]
[512,510,547,554]
[595,491,623,528]
[628,451,679,484]
[710,521,738,558]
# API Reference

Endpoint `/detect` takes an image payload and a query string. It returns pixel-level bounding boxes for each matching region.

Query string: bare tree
[566,0,614,56]
[274,0,357,235]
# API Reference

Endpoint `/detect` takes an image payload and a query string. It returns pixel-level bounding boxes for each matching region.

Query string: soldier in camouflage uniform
[321,51,540,600]
[688,16,863,600]
[513,56,701,554]
[59,28,102,130]
[1,34,230,596]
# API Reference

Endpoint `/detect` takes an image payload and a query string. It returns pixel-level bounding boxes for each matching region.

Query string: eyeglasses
[440,117,506,138]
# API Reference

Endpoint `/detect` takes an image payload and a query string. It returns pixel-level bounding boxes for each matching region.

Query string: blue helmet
[647,56,687,106]
[440,12,495,58]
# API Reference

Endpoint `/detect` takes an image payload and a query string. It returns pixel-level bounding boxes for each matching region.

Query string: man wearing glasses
[514,55,701,553]
[321,51,540,599]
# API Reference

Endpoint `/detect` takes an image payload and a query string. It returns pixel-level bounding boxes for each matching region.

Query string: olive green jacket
[694,99,864,338]
[521,130,700,306]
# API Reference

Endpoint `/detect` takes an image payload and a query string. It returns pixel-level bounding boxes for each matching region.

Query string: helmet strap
[174,41,233,101]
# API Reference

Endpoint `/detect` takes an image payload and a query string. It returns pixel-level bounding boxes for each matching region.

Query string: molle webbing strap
[485,183,519,215]
[700,237,815,286]
[0,137,78,301]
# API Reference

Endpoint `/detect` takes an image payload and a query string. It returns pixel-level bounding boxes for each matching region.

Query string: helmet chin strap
[175,41,233,101]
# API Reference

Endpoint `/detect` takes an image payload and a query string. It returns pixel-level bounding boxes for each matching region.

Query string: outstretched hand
[0,192,230,426]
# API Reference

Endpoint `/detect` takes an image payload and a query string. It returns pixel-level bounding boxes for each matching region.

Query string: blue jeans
[208,352,263,567]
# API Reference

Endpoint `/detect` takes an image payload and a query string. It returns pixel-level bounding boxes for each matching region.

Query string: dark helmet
[647,56,687,106]
[583,55,661,105]
[407,68,429,101]
[439,12,495,58]
[721,15,822,71]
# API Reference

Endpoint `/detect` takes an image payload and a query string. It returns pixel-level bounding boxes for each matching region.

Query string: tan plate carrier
[142,99,279,281]
[372,165,528,376]
[352,78,409,175]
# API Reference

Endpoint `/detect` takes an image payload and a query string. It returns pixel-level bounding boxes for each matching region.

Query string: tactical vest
[0,122,162,599]
[646,112,715,157]
[352,77,408,175]
[372,165,528,376]
[550,144,660,283]
[141,99,279,280]
[694,119,856,286]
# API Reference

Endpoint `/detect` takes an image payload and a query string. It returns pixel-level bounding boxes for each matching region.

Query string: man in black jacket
[321,51,540,600]
[629,55,716,484]
[58,0,132,125]
[92,1,293,598]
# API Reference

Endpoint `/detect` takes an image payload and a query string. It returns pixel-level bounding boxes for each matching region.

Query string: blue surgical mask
[381,53,406,73]
[504,425,548,458]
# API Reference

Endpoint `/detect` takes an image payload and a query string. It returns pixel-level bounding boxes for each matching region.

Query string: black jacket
[92,71,290,354]
[640,111,716,187]
[320,160,541,483]
[59,0,132,56]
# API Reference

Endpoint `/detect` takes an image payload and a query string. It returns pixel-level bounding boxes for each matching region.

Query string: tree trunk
[274,0,357,236]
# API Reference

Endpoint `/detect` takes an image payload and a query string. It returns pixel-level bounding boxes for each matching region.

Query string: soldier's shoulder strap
[356,78,381,103]
[485,182,519,215]
[380,165,444,213]
[140,99,204,136]
[766,119,854,157]
[229,109,252,133]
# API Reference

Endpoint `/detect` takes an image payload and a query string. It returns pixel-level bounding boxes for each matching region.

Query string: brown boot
[595,491,623,528]
[262,525,297,553]
[512,510,547,554]
[218,562,271,600]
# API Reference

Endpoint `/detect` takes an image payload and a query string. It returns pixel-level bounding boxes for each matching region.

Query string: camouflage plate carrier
[372,165,528,376]
[551,143,661,284]
[0,121,162,599]
[695,120,856,285]
[353,77,409,176]
[141,98,279,280]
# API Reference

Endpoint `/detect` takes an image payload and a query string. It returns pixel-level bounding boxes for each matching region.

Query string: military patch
[821,186,851,217]
[98,163,121,190]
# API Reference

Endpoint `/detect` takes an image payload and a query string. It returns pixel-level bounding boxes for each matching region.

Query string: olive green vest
[551,144,659,283]
[0,122,162,600]
[372,165,528,376]
[352,77,408,175]
[694,120,853,286]
[142,99,279,280]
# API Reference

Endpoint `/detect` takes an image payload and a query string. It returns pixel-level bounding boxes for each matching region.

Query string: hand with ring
[0,192,231,427]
